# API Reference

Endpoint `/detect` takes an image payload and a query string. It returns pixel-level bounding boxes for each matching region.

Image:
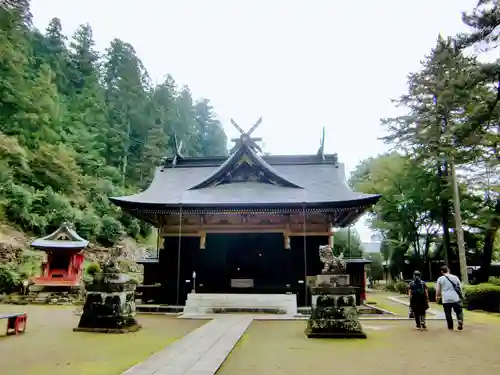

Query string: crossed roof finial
[159,133,184,170]
[230,117,263,153]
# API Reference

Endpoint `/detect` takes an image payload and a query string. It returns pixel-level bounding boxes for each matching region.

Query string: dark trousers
[443,302,463,329]
[413,311,426,328]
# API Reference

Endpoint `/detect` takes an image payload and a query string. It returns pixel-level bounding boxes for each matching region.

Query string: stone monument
[305,244,366,339]
[74,246,141,333]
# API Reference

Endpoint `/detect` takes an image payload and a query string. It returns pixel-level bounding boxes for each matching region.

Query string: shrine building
[30,222,88,288]
[110,119,381,307]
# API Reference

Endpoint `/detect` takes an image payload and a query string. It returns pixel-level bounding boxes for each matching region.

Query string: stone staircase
[183,293,298,315]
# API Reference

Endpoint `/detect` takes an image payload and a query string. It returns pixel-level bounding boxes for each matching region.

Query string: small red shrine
[30,223,88,287]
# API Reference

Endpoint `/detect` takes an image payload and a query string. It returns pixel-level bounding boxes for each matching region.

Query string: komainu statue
[319,245,346,274]
[306,244,366,339]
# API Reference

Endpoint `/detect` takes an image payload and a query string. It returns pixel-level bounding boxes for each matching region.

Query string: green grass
[0,304,206,375]
[366,292,409,315]
[218,320,500,375]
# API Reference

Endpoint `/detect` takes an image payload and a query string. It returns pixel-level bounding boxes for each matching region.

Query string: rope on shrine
[176,206,183,305]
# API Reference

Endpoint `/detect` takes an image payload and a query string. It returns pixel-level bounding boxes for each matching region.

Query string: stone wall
[0,244,23,264]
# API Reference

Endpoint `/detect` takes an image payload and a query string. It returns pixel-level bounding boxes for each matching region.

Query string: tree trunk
[423,234,431,280]
[438,161,452,265]
[477,198,500,283]
[450,159,468,284]
[121,121,131,186]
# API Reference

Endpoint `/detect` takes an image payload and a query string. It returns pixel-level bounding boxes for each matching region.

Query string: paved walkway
[121,316,252,375]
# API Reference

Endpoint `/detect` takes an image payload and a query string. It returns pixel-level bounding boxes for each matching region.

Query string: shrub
[97,215,124,245]
[385,281,397,292]
[31,187,77,233]
[385,280,408,294]
[29,143,81,193]
[139,221,152,238]
[17,249,43,278]
[119,213,141,238]
[0,265,21,293]
[3,183,34,227]
[488,277,500,286]
[386,280,437,301]
[426,282,436,302]
[86,263,101,277]
[75,210,102,240]
[464,283,500,313]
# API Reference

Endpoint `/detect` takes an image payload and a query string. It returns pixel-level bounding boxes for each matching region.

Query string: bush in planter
[426,282,436,302]
[385,282,397,292]
[385,280,408,294]
[395,280,408,294]
[464,283,500,313]
[488,277,500,286]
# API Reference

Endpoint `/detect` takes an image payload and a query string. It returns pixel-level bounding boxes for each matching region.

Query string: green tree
[194,99,228,156]
[41,18,70,95]
[366,252,384,281]
[459,0,500,49]
[380,37,498,273]
[351,153,443,277]
[333,228,364,258]
[103,38,150,183]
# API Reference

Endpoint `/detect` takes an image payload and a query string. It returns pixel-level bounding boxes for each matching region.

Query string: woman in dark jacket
[408,271,429,330]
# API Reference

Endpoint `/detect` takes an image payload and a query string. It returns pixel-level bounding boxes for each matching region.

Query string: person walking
[436,265,464,331]
[408,271,429,330]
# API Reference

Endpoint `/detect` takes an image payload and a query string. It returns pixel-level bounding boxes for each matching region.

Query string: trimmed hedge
[464,283,500,313]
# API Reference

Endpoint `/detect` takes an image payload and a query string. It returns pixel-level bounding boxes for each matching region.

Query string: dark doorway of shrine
[203,233,289,294]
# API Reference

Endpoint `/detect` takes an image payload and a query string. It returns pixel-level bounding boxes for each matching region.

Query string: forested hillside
[0,2,228,246]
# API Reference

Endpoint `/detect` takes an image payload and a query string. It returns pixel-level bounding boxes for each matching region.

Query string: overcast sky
[30,0,478,241]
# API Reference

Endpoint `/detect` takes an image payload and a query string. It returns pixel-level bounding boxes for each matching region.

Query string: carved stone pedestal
[74,272,141,334]
[305,275,366,339]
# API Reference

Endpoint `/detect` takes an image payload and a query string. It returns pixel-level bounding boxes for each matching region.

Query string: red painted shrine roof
[109,121,381,226]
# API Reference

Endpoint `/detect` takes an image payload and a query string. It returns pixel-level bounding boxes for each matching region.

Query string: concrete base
[183,293,298,315]
[305,329,367,339]
[73,324,142,334]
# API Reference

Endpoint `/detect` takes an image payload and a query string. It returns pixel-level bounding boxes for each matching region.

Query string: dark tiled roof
[110,152,380,208]
[31,222,89,250]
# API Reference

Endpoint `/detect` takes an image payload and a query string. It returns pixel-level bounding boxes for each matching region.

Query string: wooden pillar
[199,231,206,249]
[360,268,367,303]
[284,232,291,250]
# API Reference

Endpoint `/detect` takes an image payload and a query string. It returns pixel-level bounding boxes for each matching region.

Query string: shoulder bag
[444,275,463,300]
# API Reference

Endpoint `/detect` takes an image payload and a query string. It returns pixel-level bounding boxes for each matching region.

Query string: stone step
[184,293,298,315]
[210,307,286,314]
[137,305,184,314]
